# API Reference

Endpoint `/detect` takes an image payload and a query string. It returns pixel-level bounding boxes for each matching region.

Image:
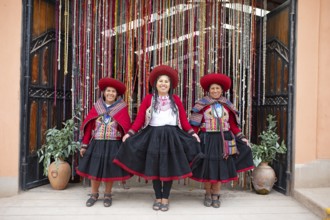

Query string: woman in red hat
[114,65,203,211]
[76,77,132,207]
[189,73,254,208]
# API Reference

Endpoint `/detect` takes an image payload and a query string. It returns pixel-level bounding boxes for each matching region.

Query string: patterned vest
[202,104,230,132]
[93,115,122,140]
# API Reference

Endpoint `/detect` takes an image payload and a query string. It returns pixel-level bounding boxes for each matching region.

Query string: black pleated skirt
[113,125,203,181]
[191,131,254,183]
[234,138,255,172]
[76,139,132,182]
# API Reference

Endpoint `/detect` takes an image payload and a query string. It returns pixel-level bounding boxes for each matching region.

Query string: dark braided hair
[152,76,178,113]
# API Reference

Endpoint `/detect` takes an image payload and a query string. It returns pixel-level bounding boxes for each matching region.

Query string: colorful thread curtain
[66,0,266,142]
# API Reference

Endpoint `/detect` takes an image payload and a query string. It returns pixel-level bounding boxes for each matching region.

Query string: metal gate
[252,0,296,195]
[20,0,72,190]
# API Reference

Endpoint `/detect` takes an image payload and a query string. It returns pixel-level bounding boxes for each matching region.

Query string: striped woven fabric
[190,96,240,126]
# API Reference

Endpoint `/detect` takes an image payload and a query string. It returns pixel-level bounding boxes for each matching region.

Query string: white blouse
[149,108,177,126]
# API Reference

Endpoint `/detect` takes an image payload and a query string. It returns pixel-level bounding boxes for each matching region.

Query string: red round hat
[149,65,179,89]
[98,77,126,95]
[200,73,231,92]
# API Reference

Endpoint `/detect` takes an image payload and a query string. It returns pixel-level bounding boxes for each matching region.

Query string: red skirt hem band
[190,176,238,183]
[236,165,254,173]
[76,169,132,182]
[113,159,193,181]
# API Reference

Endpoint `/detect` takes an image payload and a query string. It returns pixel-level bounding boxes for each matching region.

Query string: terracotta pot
[251,162,277,195]
[48,160,71,190]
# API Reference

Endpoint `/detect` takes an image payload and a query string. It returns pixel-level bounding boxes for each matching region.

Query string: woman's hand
[80,148,87,157]
[122,133,130,142]
[192,133,200,143]
[241,138,251,147]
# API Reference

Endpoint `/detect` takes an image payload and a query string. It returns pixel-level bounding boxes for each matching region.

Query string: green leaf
[37,117,80,177]
[251,114,287,163]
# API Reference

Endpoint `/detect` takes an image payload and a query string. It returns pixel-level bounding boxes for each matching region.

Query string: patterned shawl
[94,97,127,117]
[189,96,241,158]
[79,97,128,140]
[190,96,240,127]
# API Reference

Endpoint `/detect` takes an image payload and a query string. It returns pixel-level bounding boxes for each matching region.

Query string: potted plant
[251,114,287,194]
[37,118,80,190]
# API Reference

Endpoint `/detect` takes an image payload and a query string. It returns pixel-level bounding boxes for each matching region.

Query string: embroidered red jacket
[80,100,131,145]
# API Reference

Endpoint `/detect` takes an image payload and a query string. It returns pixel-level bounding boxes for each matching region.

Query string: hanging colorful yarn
[69,0,262,158]
[65,0,268,190]
[54,0,60,105]
[62,0,70,120]
[64,0,70,76]
[262,0,267,105]
[58,0,62,72]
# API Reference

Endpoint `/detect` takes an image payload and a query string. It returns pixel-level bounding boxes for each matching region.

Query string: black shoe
[160,203,169,211]
[204,194,212,207]
[152,201,162,210]
[86,193,99,207]
[103,193,112,207]
[211,194,221,208]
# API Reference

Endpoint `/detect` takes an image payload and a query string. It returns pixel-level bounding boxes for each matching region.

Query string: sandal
[211,194,221,208]
[160,203,169,212]
[103,193,112,207]
[152,201,162,211]
[86,193,99,207]
[204,194,212,207]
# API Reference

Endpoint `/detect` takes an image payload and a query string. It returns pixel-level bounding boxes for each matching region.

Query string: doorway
[20,0,296,195]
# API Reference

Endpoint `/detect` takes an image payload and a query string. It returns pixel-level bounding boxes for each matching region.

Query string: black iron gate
[20,0,72,190]
[252,0,295,195]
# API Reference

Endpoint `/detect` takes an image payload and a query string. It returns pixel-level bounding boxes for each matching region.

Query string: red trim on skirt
[113,159,193,181]
[190,176,238,183]
[76,169,132,182]
[236,165,254,173]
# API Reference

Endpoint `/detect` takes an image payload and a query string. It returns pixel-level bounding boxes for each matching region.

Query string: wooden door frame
[19,0,297,193]
[20,0,71,190]
[252,0,296,195]
[286,0,296,196]
[20,0,37,190]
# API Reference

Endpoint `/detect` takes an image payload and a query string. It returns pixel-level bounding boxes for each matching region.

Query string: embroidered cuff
[187,129,194,135]
[235,132,245,140]
[81,144,88,149]
[128,129,136,136]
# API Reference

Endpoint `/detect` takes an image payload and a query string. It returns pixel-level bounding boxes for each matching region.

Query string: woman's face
[103,86,118,104]
[209,83,223,99]
[156,75,171,95]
